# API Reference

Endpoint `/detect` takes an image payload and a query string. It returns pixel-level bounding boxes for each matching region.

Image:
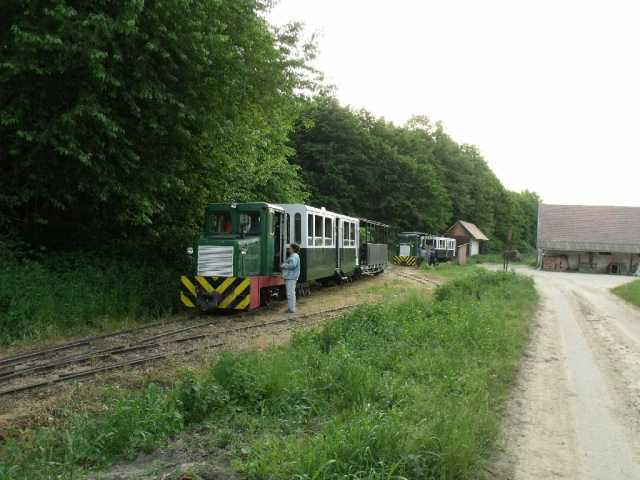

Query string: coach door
[272,211,287,273]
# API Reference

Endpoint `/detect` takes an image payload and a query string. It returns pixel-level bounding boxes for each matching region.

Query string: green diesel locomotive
[392,232,456,266]
[180,202,388,311]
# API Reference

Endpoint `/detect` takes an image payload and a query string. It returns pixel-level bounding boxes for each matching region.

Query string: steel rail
[0,304,361,397]
[0,316,226,370]
[395,271,441,286]
[0,342,225,397]
[0,334,208,383]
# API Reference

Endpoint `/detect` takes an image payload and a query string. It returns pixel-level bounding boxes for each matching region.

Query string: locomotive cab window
[205,212,232,234]
[240,212,261,235]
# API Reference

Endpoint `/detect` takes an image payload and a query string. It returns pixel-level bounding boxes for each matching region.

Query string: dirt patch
[88,427,241,480]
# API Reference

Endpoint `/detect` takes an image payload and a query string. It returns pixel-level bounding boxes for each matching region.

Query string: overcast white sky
[269,0,640,206]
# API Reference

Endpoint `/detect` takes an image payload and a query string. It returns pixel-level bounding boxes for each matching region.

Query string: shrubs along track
[0,253,180,345]
[0,269,537,480]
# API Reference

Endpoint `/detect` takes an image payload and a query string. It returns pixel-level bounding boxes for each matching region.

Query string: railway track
[394,269,442,287]
[0,304,360,398]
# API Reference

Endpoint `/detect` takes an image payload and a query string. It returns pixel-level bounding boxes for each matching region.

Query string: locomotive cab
[393,232,427,266]
[180,202,289,311]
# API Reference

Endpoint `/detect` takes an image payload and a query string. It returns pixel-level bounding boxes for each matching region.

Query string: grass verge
[467,253,537,267]
[613,279,640,308]
[0,253,180,345]
[0,269,537,479]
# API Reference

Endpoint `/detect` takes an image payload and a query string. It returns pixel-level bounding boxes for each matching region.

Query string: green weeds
[0,253,179,344]
[467,252,537,267]
[613,279,640,308]
[0,269,537,479]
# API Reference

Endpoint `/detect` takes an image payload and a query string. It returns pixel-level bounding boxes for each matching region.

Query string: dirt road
[494,267,640,479]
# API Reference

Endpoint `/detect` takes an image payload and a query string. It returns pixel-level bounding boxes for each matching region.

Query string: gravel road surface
[495,267,640,479]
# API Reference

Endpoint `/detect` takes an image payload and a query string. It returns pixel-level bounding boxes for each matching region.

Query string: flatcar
[393,232,456,266]
[180,202,389,312]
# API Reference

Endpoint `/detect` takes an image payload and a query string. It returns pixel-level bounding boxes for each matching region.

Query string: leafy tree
[290,97,452,232]
[291,97,540,249]
[1,0,310,256]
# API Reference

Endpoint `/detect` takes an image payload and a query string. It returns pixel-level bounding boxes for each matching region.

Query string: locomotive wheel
[298,285,311,297]
[278,286,287,301]
[260,288,271,307]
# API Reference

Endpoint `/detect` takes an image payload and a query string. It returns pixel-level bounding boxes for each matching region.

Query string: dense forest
[0,0,539,339]
[290,98,539,249]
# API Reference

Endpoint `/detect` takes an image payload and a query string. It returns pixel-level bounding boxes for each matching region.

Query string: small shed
[446,220,489,257]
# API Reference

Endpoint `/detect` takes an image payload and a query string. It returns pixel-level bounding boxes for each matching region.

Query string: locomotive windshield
[399,233,417,243]
[240,212,262,235]
[204,209,263,235]
[205,212,232,234]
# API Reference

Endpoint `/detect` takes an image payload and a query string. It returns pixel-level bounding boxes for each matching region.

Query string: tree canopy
[1,1,539,258]
[290,97,539,250]
[1,0,309,255]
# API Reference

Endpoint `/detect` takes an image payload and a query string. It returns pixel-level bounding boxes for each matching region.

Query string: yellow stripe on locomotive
[180,275,251,311]
[392,255,418,266]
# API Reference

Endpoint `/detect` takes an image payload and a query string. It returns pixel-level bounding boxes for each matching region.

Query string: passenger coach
[393,231,456,266]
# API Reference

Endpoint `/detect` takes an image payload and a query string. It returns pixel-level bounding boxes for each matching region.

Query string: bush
[0,252,179,344]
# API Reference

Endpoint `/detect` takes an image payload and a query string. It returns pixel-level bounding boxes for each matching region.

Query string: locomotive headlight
[186,247,194,255]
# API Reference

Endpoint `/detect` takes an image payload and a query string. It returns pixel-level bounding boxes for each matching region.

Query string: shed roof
[537,204,640,254]
[447,220,489,241]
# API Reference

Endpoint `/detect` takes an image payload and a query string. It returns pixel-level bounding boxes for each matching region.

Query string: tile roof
[537,204,640,254]
[447,220,489,241]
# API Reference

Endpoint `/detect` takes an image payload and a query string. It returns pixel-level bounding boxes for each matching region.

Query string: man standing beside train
[281,243,301,313]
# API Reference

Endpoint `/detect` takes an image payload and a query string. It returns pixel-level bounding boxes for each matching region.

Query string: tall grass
[613,279,640,307]
[467,252,537,266]
[0,270,537,479]
[0,253,180,344]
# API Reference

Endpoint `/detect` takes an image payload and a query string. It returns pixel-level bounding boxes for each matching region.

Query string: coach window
[343,221,349,246]
[314,215,323,247]
[294,213,302,244]
[324,217,333,246]
[307,214,314,246]
[349,222,356,247]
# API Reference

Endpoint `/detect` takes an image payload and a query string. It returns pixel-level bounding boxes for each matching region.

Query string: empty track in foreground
[0,304,360,398]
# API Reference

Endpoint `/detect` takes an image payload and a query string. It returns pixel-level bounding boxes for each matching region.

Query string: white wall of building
[470,239,480,256]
